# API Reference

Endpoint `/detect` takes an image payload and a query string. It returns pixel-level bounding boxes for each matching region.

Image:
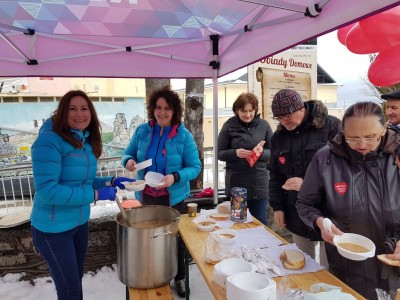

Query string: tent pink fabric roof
[0,0,399,78]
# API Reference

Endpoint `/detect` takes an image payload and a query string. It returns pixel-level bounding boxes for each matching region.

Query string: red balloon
[337,23,356,46]
[345,23,376,54]
[368,44,400,86]
[358,6,400,53]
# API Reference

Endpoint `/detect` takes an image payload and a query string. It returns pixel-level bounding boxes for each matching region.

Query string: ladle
[115,195,132,227]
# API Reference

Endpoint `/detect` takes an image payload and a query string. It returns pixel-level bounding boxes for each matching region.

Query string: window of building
[39,97,54,102]
[3,97,19,103]
[22,97,38,102]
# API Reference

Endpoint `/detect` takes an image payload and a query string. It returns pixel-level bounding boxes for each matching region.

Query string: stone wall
[0,216,118,282]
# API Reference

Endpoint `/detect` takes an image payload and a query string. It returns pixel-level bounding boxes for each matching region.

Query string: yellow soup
[219,233,235,239]
[131,219,170,229]
[338,242,370,253]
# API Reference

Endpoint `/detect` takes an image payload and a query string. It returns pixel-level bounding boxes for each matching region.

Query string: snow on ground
[0,202,123,300]
[0,265,126,300]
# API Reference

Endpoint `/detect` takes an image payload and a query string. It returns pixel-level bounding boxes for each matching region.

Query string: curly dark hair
[146,86,183,125]
[52,90,103,158]
[232,92,259,115]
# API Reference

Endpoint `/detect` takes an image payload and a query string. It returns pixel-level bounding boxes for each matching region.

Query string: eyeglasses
[345,129,385,145]
[345,137,382,145]
[273,114,291,121]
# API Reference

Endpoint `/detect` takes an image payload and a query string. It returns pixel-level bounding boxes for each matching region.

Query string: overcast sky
[317,31,378,106]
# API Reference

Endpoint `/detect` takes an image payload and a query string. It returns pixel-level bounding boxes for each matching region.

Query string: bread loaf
[377,254,400,267]
[209,213,230,221]
[217,202,231,214]
[279,249,305,270]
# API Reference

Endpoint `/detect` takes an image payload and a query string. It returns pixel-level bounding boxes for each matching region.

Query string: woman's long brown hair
[52,90,103,158]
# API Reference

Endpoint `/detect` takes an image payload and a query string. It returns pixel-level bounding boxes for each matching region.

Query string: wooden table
[127,285,173,300]
[178,214,365,300]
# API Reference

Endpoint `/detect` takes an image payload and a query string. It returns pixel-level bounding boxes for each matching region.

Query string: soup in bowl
[333,233,375,261]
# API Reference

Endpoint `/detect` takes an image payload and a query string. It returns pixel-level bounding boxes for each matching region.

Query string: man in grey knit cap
[267,89,341,266]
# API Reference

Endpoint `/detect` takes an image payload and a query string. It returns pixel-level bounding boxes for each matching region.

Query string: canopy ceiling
[0,0,399,79]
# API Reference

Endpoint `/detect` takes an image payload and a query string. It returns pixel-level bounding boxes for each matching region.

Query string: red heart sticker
[334,182,347,195]
[278,156,286,164]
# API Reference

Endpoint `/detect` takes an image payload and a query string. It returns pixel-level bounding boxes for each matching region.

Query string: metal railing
[0,152,225,216]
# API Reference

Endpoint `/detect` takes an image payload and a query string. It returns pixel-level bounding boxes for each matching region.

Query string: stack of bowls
[226,272,276,300]
[213,258,256,288]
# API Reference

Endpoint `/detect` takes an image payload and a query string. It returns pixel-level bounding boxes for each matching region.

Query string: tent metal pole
[210,34,220,206]
[0,32,31,61]
[212,70,219,206]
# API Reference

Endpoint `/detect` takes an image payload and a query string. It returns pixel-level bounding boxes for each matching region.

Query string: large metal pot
[116,205,180,288]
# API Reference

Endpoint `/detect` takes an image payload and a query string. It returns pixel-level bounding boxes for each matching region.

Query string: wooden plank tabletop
[178,214,365,300]
[128,284,173,300]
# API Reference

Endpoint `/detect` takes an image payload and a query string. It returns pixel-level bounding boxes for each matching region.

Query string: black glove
[97,187,117,200]
[113,177,135,189]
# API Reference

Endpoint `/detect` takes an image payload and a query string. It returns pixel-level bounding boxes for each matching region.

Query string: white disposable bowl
[196,219,217,232]
[211,229,237,245]
[333,233,375,261]
[230,271,271,290]
[226,272,276,300]
[122,180,146,191]
[215,258,254,276]
[213,258,256,288]
[144,171,164,187]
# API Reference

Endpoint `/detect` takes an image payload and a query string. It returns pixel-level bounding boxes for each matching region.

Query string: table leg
[185,246,190,300]
[126,286,129,300]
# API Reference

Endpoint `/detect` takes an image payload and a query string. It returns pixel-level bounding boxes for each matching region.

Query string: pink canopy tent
[1,0,399,203]
[0,0,399,79]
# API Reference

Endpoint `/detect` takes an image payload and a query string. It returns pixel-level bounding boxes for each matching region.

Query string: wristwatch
[172,171,180,183]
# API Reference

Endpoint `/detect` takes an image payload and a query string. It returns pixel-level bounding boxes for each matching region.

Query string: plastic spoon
[322,218,333,233]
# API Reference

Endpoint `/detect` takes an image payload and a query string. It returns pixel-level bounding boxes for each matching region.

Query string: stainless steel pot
[116,205,180,288]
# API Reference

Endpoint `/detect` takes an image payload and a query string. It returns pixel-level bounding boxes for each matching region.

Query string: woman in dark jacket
[218,92,273,225]
[297,101,400,299]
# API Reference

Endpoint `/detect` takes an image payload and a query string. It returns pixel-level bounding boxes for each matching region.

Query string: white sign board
[248,45,317,124]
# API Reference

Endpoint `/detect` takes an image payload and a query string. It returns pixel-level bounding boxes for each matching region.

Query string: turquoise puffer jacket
[30,118,112,233]
[121,121,201,206]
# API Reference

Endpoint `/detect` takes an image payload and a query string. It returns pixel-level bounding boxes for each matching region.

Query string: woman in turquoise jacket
[31,90,133,300]
[121,86,201,297]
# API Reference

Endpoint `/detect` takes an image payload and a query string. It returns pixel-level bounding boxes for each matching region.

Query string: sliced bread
[279,249,305,270]
[217,202,231,214]
[209,213,230,221]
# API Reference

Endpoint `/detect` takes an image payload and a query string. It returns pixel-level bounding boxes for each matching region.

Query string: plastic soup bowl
[122,180,146,191]
[196,219,217,232]
[333,233,375,261]
[226,272,276,300]
[144,171,164,187]
[215,258,254,276]
[211,229,237,245]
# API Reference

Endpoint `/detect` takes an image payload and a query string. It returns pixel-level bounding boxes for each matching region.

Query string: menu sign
[248,45,317,127]
[256,68,311,122]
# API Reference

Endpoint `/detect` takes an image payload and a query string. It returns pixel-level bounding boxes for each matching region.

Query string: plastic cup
[187,203,198,217]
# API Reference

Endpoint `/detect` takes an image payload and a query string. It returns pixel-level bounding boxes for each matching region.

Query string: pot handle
[152,231,173,239]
